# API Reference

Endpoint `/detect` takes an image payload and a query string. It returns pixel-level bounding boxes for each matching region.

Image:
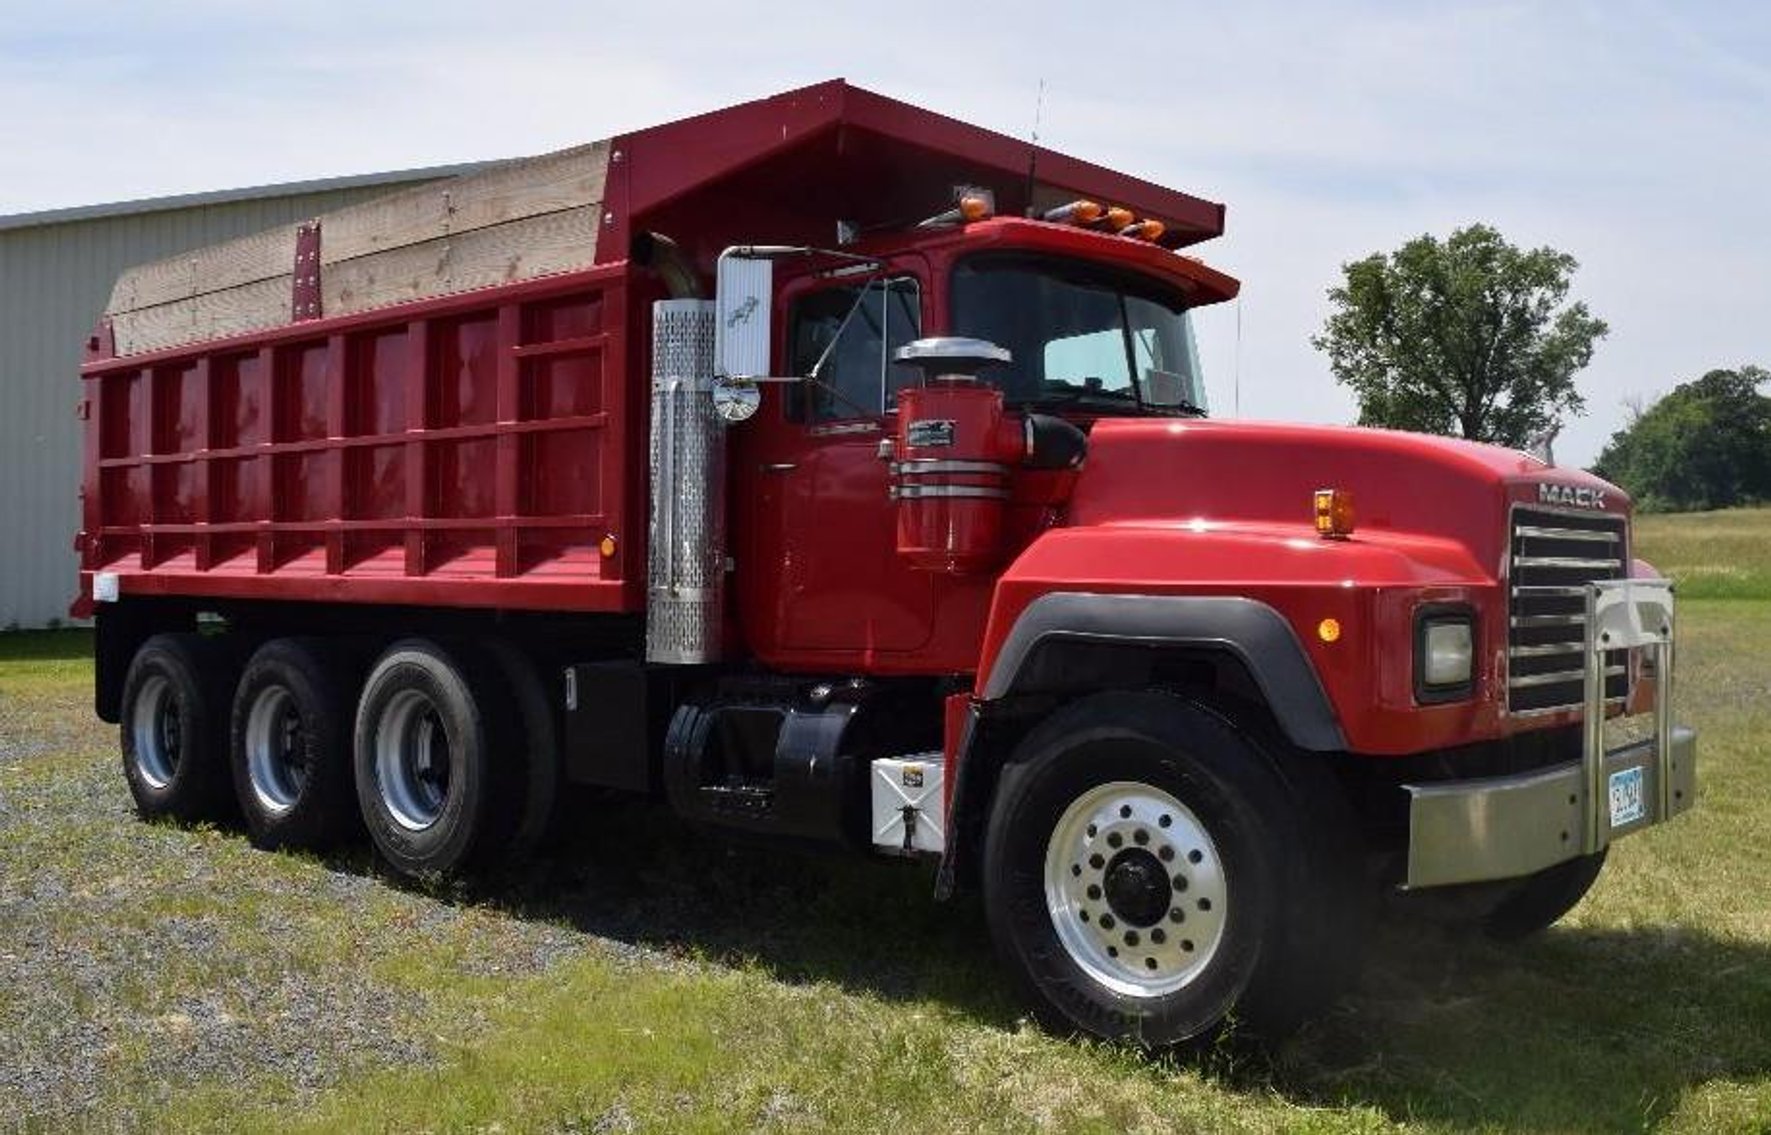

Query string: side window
[787,276,922,420]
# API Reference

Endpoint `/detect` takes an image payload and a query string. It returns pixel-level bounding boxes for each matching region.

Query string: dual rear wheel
[120,632,555,879]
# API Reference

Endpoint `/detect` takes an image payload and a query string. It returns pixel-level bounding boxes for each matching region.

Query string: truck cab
[731,214,1234,673]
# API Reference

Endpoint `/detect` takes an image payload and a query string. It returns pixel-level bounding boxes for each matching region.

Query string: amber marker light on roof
[1314,488,1356,539]
[1103,206,1135,229]
[958,193,993,221]
[1119,219,1166,241]
[917,188,996,228]
[1043,200,1104,225]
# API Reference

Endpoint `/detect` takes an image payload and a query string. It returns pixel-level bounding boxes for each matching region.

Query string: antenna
[1234,295,1243,417]
[1024,78,1046,217]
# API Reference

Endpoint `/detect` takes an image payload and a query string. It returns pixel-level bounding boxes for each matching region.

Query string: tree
[1591,366,1771,511]
[1313,224,1609,447]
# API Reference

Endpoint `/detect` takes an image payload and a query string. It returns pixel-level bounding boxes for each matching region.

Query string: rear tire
[120,633,235,822]
[485,641,559,864]
[982,691,1364,1047]
[353,639,515,878]
[230,638,358,851]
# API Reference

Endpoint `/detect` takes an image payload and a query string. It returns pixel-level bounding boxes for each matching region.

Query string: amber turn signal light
[1314,488,1355,539]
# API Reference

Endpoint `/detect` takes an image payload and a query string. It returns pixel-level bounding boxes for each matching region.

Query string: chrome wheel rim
[129,674,179,789]
[244,685,307,814]
[1044,780,1229,998]
[373,689,452,831]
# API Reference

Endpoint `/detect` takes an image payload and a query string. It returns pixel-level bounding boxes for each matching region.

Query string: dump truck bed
[80,266,637,613]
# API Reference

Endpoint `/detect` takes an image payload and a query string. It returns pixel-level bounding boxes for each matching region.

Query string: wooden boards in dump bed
[104,142,611,357]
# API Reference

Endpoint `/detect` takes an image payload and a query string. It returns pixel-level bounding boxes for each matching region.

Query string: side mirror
[715,253,773,380]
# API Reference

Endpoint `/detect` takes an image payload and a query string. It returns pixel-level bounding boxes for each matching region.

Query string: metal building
[0,165,485,629]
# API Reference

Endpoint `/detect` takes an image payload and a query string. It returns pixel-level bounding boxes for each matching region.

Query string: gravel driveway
[0,681,597,1129]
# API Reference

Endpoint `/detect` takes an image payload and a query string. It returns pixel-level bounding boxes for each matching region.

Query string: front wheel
[1042,779,1232,1000]
[983,692,1363,1047]
[1483,849,1608,941]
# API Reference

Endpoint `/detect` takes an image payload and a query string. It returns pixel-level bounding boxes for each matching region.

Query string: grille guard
[1403,578,1696,889]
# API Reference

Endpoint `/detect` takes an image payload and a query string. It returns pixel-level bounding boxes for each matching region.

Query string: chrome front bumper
[1404,579,1697,889]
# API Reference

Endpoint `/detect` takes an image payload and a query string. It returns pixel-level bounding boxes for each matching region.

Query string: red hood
[1065,419,1627,572]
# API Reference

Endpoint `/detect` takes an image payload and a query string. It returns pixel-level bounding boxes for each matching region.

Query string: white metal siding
[0,180,450,628]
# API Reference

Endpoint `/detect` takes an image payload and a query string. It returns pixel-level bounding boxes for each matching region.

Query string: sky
[1,0,1764,467]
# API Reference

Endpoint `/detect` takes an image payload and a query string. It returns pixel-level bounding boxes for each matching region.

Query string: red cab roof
[602,79,1226,260]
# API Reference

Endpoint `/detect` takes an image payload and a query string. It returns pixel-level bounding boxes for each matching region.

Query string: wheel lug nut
[1133,829,1149,846]
[1100,913,1116,929]
[1172,875,1188,892]
[1089,854,1104,869]
[1086,884,1101,900]
[1107,833,1122,849]
[1158,846,1174,862]
[1198,898,1212,912]
[1124,931,1139,947]
[1188,849,1203,864]
[1169,908,1185,924]
[1151,928,1166,944]
[1158,814,1172,828]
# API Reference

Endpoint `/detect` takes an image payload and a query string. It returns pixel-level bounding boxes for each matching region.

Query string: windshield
[950,255,1206,414]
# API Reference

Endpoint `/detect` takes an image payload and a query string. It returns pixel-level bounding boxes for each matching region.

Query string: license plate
[1609,765,1646,827]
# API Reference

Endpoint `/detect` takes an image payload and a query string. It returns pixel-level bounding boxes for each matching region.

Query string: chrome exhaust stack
[646,299,723,664]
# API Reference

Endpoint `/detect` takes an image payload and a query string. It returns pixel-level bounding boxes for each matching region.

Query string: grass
[1633,506,1771,599]
[2,522,1770,1132]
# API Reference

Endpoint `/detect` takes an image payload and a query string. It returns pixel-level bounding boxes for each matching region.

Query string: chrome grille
[1507,509,1629,713]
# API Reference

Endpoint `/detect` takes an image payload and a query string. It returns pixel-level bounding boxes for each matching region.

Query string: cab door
[733,266,932,661]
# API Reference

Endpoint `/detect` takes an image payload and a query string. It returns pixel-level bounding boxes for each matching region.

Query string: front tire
[1483,849,1608,941]
[983,692,1362,1047]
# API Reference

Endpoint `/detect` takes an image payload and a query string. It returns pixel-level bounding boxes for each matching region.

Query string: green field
[1633,506,1771,600]
[1,511,1767,1132]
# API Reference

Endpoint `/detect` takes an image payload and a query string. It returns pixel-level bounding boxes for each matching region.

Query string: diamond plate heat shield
[647,300,724,664]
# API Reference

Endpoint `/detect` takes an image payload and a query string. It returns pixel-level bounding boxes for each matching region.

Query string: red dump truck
[74,81,1696,1045]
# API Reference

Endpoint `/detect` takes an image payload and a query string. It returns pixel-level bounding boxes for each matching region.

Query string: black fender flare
[980,592,1345,751]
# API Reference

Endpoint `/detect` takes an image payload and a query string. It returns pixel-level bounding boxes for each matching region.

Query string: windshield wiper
[1024,387,1207,418]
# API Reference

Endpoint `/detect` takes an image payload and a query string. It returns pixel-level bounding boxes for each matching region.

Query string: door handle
[760,463,797,473]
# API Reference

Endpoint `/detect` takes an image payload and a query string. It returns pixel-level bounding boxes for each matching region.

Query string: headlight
[1416,609,1475,702]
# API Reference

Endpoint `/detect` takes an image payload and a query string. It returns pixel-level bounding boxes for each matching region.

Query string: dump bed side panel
[79,267,638,613]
